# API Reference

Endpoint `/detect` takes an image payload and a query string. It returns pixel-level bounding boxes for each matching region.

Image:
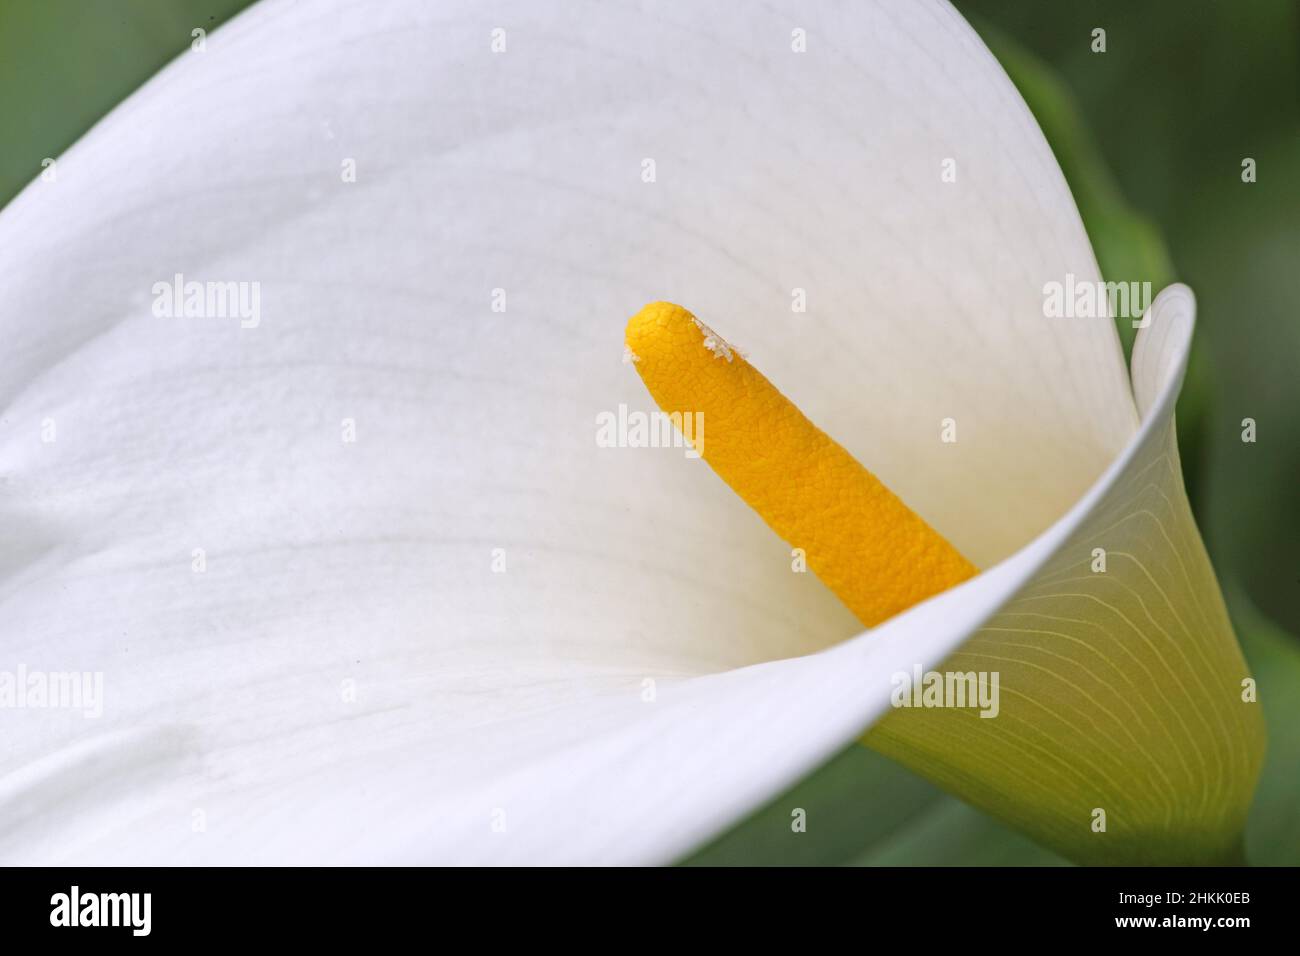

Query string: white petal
[2,0,1144,863]
[0,287,1197,864]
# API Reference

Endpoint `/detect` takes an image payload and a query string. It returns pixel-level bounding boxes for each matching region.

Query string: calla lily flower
[0,0,1263,865]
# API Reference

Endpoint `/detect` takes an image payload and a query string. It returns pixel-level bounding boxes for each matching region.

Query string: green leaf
[1236,591,1300,864]
[849,800,1066,867]
[0,0,255,209]
[1177,134,1300,636]
[683,742,1067,866]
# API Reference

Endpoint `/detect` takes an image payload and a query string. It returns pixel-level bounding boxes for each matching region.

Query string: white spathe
[0,0,1209,863]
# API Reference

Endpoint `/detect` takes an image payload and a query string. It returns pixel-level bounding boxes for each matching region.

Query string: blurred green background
[2,0,1295,865]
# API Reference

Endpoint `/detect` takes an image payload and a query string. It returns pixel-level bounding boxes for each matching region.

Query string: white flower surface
[0,0,1258,864]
